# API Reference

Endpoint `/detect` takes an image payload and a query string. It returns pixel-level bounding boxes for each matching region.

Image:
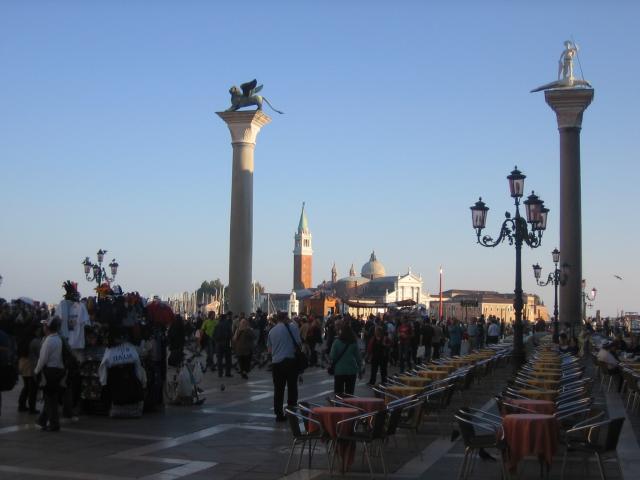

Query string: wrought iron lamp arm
[476,216,516,248]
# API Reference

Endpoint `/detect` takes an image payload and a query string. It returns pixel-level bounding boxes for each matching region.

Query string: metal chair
[454,408,507,480]
[561,417,625,480]
[335,409,388,477]
[283,407,327,475]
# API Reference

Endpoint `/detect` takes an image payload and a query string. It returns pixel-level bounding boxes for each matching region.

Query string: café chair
[335,409,388,477]
[560,417,625,480]
[453,408,507,480]
[283,407,326,475]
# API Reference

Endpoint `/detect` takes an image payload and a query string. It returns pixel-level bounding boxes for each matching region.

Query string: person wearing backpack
[214,313,233,378]
[34,317,64,431]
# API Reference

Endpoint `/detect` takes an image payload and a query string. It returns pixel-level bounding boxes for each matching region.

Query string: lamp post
[470,166,548,366]
[582,279,597,325]
[532,248,567,344]
[82,249,119,286]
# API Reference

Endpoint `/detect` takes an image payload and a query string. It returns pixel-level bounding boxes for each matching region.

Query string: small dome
[361,251,386,279]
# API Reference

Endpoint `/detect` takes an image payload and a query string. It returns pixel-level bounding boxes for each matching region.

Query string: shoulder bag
[284,323,308,373]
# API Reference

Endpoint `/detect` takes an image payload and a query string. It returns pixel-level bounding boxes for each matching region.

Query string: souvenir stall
[79,285,171,416]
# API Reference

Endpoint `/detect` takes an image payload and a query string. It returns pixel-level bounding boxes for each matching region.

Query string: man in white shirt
[34,317,64,431]
[487,321,501,344]
[267,312,301,422]
[597,342,623,391]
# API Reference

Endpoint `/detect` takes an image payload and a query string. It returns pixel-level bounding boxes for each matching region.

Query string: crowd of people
[7,284,631,426]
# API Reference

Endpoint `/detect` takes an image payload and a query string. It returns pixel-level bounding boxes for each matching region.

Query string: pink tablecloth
[310,406,358,471]
[503,413,560,470]
[342,397,385,413]
[509,399,556,415]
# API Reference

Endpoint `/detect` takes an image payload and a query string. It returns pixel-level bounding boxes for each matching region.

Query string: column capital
[217,110,272,144]
[544,88,594,129]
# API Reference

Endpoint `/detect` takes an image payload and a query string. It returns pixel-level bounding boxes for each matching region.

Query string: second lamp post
[533,248,566,344]
[470,166,548,366]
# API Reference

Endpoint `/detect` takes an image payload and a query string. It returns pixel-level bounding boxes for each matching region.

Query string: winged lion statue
[226,79,283,114]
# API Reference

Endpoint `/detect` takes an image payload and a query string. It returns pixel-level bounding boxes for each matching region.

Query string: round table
[508,399,556,415]
[503,413,560,471]
[525,378,560,389]
[417,370,449,380]
[311,406,359,471]
[341,397,385,412]
[516,389,557,401]
[397,376,431,387]
[385,385,423,402]
[529,371,561,380]
[427,365,457,373]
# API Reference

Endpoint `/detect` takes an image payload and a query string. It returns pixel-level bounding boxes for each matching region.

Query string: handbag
[327,342,350,376]
[285,323,308,373]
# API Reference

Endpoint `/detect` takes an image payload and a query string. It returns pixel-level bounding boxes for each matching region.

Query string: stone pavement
[0,357,638,480]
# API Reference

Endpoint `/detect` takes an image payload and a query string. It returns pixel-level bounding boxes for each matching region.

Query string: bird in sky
[614,275,623,280]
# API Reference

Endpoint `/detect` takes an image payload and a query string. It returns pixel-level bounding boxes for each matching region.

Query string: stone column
[217,110,271,315]
[544,88,593,333]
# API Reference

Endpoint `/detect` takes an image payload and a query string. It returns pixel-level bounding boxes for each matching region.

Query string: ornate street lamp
[582,279,597,325]
[470,166,548,366]
[532,248,567,344]
[82,249,119,286]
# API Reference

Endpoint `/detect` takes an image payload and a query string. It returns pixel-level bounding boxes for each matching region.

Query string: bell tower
[293,202,313,290]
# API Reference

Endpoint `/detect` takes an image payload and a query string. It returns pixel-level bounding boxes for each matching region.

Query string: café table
[417,370,449,380]
[517,389,558,401]
[385,385,424,402]
[397,375,431,387]
[341,397,385,413]
[529,370,561,380]
[503,413,560,472]
[427,364,457,373]
[310,406,359,471]
[524,378,560,389]
[507,399,556,415]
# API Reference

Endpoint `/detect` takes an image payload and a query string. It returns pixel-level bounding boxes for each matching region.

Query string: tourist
[17,323,40,414]
[397,315,413,372]
[232,318,255,379]
[431,319,443,359]
[367,326,390,386]
[330,324,362,395]
[448,318,463,356]
[201,312,217,369]
[421,318,433,362]
[34,317,64,431]
[597,341,623,392]
[267,312,301,422]
[487,319,500,344]
[167,314,186,367]
[214,313,234,378]
[467,318,478,351]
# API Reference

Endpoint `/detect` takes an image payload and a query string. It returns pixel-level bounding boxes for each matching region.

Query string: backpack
[0,332,18,391]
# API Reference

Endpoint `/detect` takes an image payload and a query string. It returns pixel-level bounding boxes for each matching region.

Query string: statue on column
[226,79,284,114]
[531,40,592,92]
[558,40,578,82]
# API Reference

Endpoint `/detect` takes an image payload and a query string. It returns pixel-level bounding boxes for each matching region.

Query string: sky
[0,1,638,317]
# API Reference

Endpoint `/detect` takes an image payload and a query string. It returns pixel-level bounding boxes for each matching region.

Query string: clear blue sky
[1,1,638,317]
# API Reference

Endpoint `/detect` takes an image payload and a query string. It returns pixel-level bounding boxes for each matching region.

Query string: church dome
[361,251,386,279]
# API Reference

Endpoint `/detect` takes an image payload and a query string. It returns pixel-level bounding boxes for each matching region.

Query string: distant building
[428,289,549,323]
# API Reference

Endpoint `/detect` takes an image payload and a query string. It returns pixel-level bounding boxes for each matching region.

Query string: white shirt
[34,334,64,373]
[57,300,90,347]
[597,348,619,369]
[98,342,145,386]
[488,323,500,337]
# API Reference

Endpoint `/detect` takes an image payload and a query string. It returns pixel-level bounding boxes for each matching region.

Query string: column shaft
[559,127,582,330]
[229,142,255,315]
